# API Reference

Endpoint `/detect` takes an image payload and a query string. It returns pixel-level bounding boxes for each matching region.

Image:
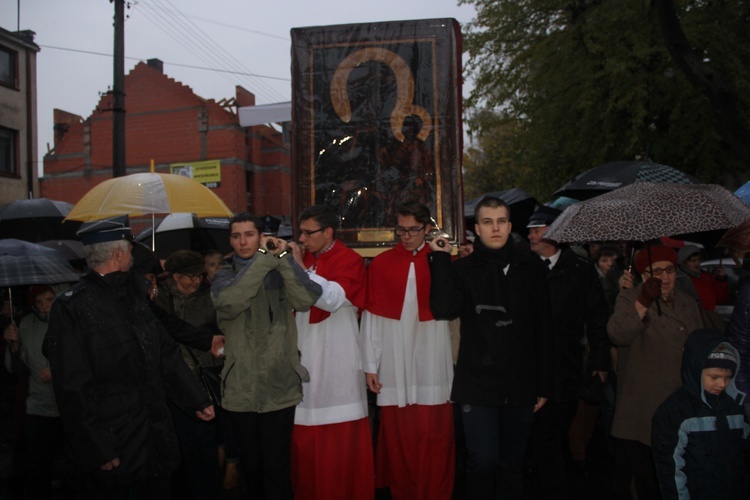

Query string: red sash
[365,243,434,321]
[303,240,366,324]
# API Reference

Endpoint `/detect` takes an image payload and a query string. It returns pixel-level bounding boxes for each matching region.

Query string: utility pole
[112,0,126,177]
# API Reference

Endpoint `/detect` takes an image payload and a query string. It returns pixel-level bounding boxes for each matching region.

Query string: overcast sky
[0,0,476,175]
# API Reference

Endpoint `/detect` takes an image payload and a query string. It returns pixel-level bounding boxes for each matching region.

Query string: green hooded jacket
[211,252,321,413]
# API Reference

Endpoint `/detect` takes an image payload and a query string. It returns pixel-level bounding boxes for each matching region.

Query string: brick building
[41,58,291,219]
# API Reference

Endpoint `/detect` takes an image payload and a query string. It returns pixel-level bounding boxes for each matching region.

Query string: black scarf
[471,235,515,269]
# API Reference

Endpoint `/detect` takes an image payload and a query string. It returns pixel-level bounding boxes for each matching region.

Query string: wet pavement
[0,397,616,499]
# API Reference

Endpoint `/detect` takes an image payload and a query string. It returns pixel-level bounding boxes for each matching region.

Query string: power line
[151,0,287,102]
[178,13,287,41]
[134,0,288,102]
[134,1,244,93]
[38,44,290,82]
[152,0,287,102]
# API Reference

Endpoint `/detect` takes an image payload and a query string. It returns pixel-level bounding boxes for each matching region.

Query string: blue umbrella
[734,180,750,204]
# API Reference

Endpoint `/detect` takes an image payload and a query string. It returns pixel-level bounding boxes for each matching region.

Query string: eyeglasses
[644,265,676,278]
[394,224,427,237]
[179,273,204,281]
[299,227,327,237]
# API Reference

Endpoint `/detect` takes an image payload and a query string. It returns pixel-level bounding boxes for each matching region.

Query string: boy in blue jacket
[653,328,749,499]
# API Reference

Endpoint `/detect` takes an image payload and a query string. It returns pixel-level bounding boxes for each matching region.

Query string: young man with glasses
[288,205,374,499]
[361,201,455,499]
[607,245,703,499]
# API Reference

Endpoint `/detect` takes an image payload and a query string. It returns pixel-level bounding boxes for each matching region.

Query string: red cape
[303,240,366,324]
[365,243,434,321]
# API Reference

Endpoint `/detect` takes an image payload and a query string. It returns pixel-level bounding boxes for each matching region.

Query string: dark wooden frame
[291,19,464,254]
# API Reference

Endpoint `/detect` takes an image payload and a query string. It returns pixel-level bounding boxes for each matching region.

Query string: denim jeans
[460,403,534,499]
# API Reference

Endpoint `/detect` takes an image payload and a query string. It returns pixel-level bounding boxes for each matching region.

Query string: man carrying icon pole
[361,200,454,499]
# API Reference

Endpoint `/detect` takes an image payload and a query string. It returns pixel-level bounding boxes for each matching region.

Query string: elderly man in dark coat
[526,207,610,499]
[44,219,214,499]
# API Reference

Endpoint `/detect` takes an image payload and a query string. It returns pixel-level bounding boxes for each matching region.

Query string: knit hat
[634,246,678,275]
[677,245,701,264]
[165,250,205,276]
[704,343,738,372]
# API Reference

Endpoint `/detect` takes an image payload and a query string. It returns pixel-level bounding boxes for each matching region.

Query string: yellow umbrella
[65,172,233,222]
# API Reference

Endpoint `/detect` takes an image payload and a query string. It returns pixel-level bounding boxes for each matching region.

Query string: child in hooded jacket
[652,328,749,499]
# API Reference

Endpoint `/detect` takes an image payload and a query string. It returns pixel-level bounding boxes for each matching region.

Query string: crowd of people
[1,196,749,499]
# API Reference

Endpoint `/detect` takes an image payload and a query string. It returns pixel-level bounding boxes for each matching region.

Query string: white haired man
[45,218,214,499]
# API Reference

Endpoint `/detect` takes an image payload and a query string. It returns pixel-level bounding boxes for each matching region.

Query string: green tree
[461,0,750,200]
[463,110,534,198]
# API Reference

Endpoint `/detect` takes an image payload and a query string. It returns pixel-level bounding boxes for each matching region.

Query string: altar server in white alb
[290,205,374,500]
[360,200,454,500]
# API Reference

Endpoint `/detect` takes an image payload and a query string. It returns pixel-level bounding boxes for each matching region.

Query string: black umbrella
[0,198,82,242]
[38,239,86,261]
[0,239,80,286]
[135,213,231,260]
[464,188,538,235]
[552,160,700,201]
[0,239,80,322]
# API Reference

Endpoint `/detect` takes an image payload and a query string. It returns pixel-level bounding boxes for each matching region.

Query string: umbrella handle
[7,287,12,324]
[151,213,156,252]
[646,244,663,317]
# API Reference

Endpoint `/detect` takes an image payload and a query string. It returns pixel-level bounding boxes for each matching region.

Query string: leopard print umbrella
[545,182,750,243]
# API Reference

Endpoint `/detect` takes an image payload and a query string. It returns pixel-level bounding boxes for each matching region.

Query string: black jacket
[45,271,211,488]
[150,301,215,352]
[652,329,749,500]
[429,238,554,406]
[727,282,750,408]
[545,248,610,402]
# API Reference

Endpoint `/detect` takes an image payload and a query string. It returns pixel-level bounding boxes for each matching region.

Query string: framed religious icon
[291,19,464,255]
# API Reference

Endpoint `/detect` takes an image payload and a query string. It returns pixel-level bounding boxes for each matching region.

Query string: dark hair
[28,285,55,306]
[598,246,619,261]
[131,241,164,276]
[229,213,263,233]
[474,196,511,219]
[396,201,431,225]
[299,205,339,236]
[203,248,223,259]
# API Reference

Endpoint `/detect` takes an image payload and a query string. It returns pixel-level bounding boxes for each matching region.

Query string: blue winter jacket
[727,282,750,417]
[652,328,749,499]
